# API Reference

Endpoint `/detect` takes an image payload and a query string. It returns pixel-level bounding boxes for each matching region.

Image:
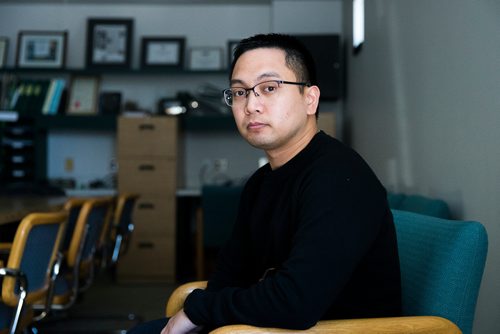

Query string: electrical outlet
[64,158,74,172]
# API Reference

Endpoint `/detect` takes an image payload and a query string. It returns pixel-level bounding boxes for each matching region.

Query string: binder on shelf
[42,80,57,114]
[8,79,51,115]
[42,79,66,115]
[33,80,50,114]
[50,79,65,114]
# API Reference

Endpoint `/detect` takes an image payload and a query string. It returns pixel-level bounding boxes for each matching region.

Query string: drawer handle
[139,124,155,131]
[138,164,155,171]
[138,202,155,209]
[138,242,154,249]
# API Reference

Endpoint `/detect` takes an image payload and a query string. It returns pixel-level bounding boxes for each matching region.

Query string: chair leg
[195,207,205,280]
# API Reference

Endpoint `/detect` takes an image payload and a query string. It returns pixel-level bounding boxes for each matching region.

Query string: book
[49,79,65,115]
[42,80,57,115]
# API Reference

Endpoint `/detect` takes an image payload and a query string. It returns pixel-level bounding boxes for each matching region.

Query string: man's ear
[306,85,320,115]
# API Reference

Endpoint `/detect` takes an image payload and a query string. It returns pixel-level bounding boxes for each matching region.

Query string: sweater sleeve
[184,166,388,329]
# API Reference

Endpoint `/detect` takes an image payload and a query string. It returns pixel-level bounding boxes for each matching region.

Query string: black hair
[229,33,318,88]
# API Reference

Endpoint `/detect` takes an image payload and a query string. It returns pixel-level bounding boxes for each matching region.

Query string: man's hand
[160,309,202,334]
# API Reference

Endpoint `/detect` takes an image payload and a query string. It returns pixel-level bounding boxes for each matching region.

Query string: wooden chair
[166,210,488,334]
[0,211,67,334]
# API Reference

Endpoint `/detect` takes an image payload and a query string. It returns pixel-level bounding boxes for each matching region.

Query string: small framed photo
[141,37,185,69]
[86,18,133,69]
[67,76,100,115]
[0,37,8,68]
[227,40,240,69]
[189,47,222,71]
[16,31,67,69]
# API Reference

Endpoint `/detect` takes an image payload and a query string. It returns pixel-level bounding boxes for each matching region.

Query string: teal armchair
[169,209,488,334]
[393,209,487,334]
[388,193,451,219]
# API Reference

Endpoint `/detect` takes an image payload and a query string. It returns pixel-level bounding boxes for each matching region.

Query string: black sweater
[184,131,402,330]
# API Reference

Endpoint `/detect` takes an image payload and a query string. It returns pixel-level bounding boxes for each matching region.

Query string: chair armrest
[166,281,208,317]
[166,282,461,334]
[210,316,462,334]
[0,267,28,304]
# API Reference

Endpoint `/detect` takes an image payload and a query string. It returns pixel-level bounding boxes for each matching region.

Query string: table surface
[0,196,67,225]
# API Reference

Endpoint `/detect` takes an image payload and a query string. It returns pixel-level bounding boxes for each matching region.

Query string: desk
[0,196,67,225]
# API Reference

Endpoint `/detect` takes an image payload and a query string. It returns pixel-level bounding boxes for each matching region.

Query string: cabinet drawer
[118,117,177,158]
[118,158,176,194]
[117,236,175,282]
[133,196,176,237]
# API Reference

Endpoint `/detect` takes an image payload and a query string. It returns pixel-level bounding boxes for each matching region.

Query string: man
[129,33,401,334]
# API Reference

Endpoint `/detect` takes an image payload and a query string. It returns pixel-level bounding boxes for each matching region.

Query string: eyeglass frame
[222,80,311,107]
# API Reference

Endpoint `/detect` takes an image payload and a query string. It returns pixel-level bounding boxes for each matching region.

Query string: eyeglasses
[222,80,311,107]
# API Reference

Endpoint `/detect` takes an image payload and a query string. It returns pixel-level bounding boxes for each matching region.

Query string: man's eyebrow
[230,72,281,86]
[256,72,281,81]
[230,79,246,86]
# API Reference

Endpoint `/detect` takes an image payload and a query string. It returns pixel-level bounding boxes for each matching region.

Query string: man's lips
[247,122,267,130]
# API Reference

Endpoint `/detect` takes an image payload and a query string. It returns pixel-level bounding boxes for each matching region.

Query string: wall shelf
[35,114,117,131]
[33,113,236,132]
[0,67,228,77]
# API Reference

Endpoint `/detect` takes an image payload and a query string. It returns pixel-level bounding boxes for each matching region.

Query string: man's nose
[244,90,262,114]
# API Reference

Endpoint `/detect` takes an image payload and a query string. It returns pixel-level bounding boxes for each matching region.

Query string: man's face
[230,48,316,153]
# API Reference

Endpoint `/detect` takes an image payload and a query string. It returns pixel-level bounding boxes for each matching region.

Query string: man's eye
[262,85,277,93]
[233,90,246,97]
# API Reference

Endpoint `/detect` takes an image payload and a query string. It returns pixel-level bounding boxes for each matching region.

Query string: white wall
[344,1,500,333]
[0,0,343,188]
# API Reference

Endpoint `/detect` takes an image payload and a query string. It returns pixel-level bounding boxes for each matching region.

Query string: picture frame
[67,76,100,115]
[141,37,185,69]
[86,18,133,69]
[227,40,240,69]
[0,37,8,68]
[16,31,67,69]
[188,47,222,71]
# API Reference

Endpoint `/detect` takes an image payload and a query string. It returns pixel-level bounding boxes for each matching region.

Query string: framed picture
[86,18,133,69]
[67,76,100,115]
[0,37,8,68]
[189,47,222,71]
[227,40,240,69]
[141,37,185,69]
[16,31,67,69]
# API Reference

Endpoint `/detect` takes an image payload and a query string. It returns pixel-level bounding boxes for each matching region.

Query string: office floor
[35,270,178,333]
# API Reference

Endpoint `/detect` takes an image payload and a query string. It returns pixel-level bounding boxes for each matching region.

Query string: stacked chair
[47,197,114,311]
[0,211,67,334]
[167,210,488,334]
[34,193,140,333]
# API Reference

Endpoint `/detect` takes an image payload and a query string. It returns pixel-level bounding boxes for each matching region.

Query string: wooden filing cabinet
[116,116,178,282]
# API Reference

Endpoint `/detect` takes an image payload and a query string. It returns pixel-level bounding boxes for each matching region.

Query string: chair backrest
[67,197,113,269]
[388,193,451,219]
[202,185,243,248]
[393,209,488,334]
[110,193,139,263]
[113,193,139,236]
[61,198,87,255]
[2,211,67,306]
